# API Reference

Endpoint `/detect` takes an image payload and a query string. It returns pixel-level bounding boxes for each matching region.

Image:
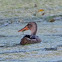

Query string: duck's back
[20,35,41,45]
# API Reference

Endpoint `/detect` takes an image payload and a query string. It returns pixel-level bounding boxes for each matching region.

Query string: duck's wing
[20,36,41,45]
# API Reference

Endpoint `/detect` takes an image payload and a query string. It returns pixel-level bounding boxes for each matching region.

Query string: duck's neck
[31,29,37,35]
[31,24,37,35]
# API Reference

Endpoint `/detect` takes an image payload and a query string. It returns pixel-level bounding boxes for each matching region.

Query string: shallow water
[0,0,62,62]
[0,16,62,62]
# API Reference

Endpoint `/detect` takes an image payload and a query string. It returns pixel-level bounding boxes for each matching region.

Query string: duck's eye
[27,24,32,28]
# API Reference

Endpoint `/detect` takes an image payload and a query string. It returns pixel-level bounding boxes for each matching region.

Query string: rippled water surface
[0,17,62,62]
[0,0,62,62]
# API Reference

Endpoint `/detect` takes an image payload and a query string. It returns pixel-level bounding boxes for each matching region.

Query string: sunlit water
[0,0,62,62]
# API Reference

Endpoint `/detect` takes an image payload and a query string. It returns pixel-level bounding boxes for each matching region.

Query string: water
[0,0,62,62]
[0,17,62,62]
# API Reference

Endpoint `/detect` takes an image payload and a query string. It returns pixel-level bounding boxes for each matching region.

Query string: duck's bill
[18,26,29,32]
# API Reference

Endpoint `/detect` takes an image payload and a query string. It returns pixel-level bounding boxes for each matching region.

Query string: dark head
[18,22,37,35]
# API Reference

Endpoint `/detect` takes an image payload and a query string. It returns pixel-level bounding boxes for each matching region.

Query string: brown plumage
[18,22,41,45]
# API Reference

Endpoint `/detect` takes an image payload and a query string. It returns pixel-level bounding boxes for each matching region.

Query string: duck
[18,22,41,45]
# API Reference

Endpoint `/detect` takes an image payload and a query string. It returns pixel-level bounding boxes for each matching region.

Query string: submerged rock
[49,18,55,22]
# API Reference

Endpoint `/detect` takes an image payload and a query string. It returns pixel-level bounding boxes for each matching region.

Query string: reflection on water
[0,16,62,62]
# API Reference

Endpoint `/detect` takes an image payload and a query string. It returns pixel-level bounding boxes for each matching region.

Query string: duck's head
[18,22,37,35]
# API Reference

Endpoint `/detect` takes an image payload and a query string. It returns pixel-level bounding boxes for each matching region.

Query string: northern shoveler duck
[18,22,41,45]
